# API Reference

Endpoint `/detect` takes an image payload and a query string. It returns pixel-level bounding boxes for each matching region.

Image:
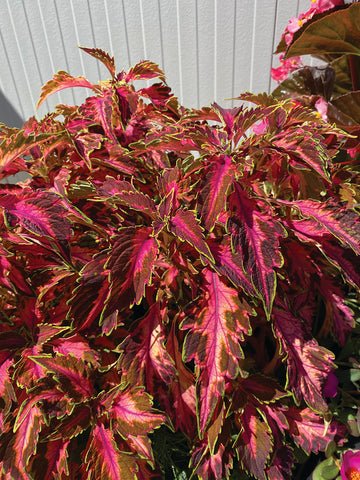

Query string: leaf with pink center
[37,71,100,108]
[168,208,214,262]
[273,300,335,413]
[181,268,252,434]
[69,255,111,331]
[285,407,346,454]
[2,404,43,480]
[85,423,137,480]
[79,91,119,143]
[207,237,256,297]
[280,199,360,254]
[235,404,273,480]
[0,190,71,257]
[119,302,176,391]
[29,354,93,402]
[0,130,64,179]
[106,226,158,309]
[272,127,331,180]
[125,60,166,83]
[99,178,156,217]
[51,334,100,365]
[227,183,285,315]
[103,386,165,440]
[198,155,234,231]
[79,47,116,78]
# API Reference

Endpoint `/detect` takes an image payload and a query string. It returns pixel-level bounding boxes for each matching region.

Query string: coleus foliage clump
[0,48,360,480]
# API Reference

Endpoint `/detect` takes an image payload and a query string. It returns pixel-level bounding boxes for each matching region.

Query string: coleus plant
[0,47,360,480]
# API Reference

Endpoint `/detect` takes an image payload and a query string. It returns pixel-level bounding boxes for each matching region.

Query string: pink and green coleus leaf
[0,129,64,179]
[29,354,94,402]
[2,404,43,480]
[106,226,158,309]
[85,423,137,480]
[227,183,285,315]
[124,60,166,84]
[68,255,111,331]
[167,208,214,262]
[181,268,252,434]
[98,178,157,217]
[198,155,234,231]
[235,403,273,480]
[119,301,176,390]
[273,300,334,413]
[272,127,331,181]
[102,385,165,439]
[285,407,346,454]
[79,47,116,78]
[79,90,119,143]
[207,237,256,297]
[31,439,70,480]
[281,199,360,254]
[37,70,100,108]
[0,190,71,257]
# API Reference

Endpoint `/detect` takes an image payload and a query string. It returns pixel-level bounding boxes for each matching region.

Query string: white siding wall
[0,0,311,125]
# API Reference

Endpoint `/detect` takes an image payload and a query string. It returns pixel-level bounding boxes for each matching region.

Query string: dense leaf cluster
[0,48,360,479]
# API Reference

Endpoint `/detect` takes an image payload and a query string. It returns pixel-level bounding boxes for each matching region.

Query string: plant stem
[349,55,359,91]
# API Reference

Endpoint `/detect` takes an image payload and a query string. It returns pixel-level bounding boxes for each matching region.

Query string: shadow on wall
[0,90,29,184]
[0,90,24,128]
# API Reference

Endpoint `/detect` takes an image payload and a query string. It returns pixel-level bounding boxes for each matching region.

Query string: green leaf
[285,3,360,59]
[329,91,360,125]
[312,457,339,480]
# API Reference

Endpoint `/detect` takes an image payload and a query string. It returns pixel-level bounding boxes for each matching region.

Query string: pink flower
[287,13,308,34]
[340,450,360,480]
[311,0,344,13]
[271,54,303,83]
[315,98,329,121]
[323,370,338,397]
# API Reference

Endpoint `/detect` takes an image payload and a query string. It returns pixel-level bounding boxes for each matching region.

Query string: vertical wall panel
[175,0,198,107]
[157,0,181,103]
[197,0,216,107]
[215,0,236,106]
